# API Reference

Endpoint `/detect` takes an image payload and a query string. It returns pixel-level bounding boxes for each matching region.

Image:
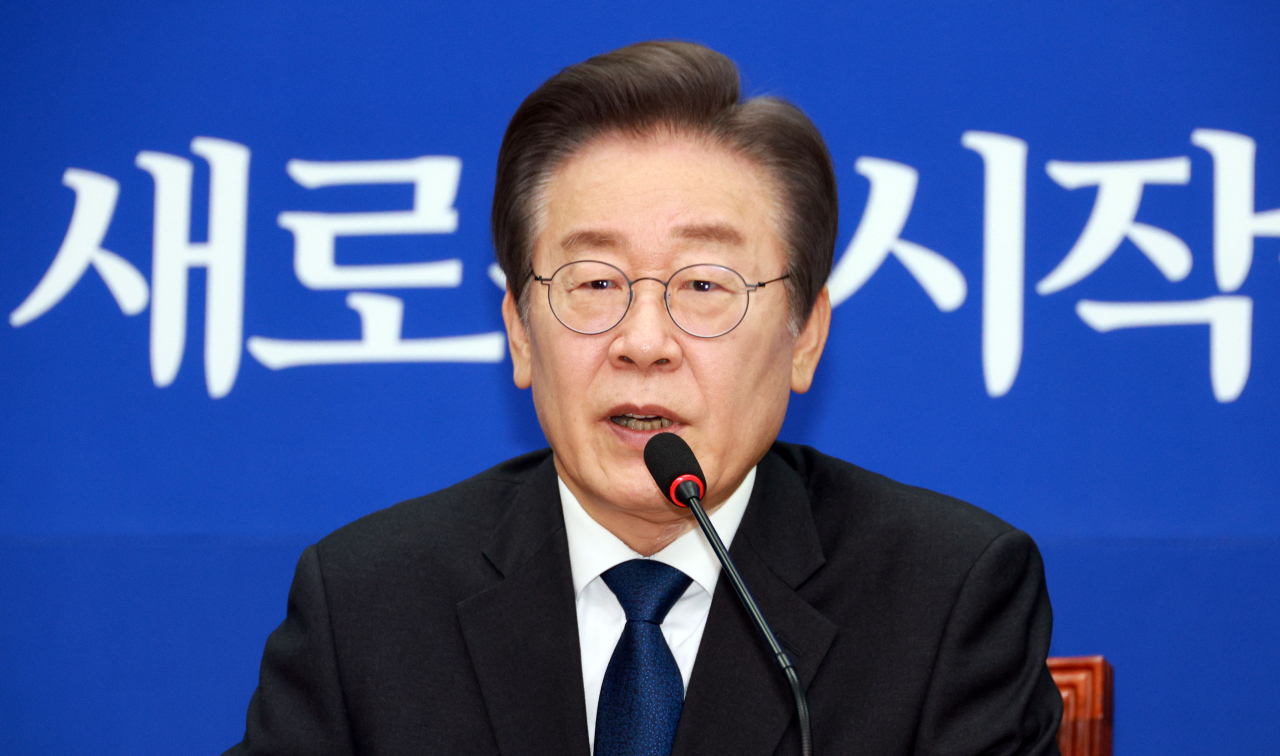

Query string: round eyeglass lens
[547,261,631,334]
[668,265,751,337]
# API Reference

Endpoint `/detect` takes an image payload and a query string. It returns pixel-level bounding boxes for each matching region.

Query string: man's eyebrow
[672,223,746,246]
[560,230,619,252]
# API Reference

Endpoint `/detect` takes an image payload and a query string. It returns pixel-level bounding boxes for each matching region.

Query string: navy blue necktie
[594,559,693,756]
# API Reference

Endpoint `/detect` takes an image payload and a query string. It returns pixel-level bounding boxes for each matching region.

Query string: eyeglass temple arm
[752,273,791,288]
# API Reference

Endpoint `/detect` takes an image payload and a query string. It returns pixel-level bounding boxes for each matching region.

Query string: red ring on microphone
[668,474,704,507]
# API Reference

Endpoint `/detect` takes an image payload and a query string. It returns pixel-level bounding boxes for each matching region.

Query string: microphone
[643,433,813,756]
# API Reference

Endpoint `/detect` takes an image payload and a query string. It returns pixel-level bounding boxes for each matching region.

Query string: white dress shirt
[558,467,755,749]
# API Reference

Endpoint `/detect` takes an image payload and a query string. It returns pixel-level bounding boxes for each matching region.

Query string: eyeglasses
[532,260,790,338]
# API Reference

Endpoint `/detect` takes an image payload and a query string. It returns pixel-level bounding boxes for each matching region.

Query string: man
[226,41,1062,756]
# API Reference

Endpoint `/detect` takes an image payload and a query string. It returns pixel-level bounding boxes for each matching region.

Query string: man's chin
[588,468,676,516]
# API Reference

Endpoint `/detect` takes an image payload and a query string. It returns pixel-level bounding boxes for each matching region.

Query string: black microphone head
[644,432,706,507]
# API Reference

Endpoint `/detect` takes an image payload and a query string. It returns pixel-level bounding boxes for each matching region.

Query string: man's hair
[492,40,838,331]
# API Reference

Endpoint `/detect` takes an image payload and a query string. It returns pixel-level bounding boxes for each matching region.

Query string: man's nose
[607,281,683,371]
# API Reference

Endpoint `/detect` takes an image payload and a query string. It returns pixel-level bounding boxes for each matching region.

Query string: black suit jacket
[225,443,1062,756]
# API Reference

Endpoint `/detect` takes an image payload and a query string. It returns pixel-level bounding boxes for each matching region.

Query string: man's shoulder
[770,441,1023,563]
[311,448,554,575]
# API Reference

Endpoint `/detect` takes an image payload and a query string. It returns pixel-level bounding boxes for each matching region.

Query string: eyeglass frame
[531,259,791,338]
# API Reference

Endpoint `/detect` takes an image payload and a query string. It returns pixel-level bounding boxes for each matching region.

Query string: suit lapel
[672,448,838,756]
[456,455,592,756]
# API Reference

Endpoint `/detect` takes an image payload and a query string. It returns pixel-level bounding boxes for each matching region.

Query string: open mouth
[609,413,674,431]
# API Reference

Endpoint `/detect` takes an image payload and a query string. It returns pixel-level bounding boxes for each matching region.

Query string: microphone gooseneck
[643,432,814,756]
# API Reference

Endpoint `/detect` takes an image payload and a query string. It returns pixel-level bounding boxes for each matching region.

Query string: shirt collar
[559,465,756,599]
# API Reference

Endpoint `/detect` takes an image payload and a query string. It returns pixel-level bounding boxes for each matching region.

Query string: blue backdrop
[2,1,1277,753]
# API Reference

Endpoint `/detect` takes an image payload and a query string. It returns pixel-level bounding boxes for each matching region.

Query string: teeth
[611,415,674,431]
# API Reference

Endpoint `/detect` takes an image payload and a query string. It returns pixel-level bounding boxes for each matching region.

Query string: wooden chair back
[1047,656,1113,756]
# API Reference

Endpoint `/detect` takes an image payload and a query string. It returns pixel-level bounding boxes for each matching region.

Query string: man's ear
[502,288,533,389]
[791,286,830,394]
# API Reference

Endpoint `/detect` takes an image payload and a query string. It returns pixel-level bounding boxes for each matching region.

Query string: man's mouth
[609,413,674,431]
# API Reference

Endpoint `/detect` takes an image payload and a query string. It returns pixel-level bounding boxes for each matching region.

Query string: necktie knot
[601,559,692,625]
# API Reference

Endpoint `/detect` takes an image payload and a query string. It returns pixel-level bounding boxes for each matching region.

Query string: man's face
[503,132,829,541]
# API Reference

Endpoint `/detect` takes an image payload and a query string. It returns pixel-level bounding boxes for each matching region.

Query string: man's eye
[685,280,719,293]
[585,279,617,290]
